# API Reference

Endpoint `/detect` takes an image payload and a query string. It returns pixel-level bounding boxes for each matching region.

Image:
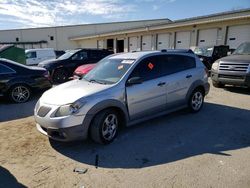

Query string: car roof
[110,50,194,60]
[25,48,54,52]
[0,58,28,68]
[110,51,159,60]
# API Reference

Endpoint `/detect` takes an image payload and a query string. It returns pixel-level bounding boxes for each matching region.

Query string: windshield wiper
[89,79,107,85]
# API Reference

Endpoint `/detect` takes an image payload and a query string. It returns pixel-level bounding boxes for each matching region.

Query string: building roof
[70,8,250,41]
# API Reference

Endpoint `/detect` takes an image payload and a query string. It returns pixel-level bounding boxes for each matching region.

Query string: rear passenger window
[130,56,165,81]
[72,51,88,60]
[164,55,196,75]
[89,50,100,59]
[0,64,15,74]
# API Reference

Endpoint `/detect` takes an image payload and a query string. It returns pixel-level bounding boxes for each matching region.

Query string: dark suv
[194,45,229,70]
[38,49,113,83]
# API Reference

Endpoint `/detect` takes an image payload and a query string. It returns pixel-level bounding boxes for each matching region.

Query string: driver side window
[72,51,88,60]
[129,56,163,81]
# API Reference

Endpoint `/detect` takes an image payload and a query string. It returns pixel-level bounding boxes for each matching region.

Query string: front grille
[219,62,249,72]
[37,106,51,117]
[218,74,245,80]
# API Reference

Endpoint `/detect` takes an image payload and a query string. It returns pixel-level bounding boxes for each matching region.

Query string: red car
[73,63,96,79]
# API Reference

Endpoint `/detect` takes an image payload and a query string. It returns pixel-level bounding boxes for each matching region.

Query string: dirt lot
[0,80,250,188]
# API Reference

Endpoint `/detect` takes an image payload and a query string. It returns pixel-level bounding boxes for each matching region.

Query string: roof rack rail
[160,49,194,54]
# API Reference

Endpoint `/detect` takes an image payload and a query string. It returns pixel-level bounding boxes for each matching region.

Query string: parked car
[34,49,210,144]
[26,48,56,66]
[0,58,52,103]
[73,63,97,79]
[38,49,113,83]
[211,42,250,88]
[194,45,229,70]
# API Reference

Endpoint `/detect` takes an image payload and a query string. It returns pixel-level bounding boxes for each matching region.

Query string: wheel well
[88,106,127,134]
[195,85,205,96]
[8,83,31,93]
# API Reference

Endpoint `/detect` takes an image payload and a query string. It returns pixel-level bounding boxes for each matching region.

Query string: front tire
[9,84,31,103]
[188,89,204,113]
[90,109,119,144]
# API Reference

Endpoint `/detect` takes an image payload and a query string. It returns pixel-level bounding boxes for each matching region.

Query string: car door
[88,50,103,64]
[26,51,37,65]
[126,55,167,120]
[0,63,16,95]
[164,55,196,108]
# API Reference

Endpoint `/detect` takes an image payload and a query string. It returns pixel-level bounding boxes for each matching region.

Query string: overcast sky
[0,0,249,30]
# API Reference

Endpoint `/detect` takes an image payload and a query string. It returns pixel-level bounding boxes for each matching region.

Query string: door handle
[157,82,166,86]
[186,75,192,78]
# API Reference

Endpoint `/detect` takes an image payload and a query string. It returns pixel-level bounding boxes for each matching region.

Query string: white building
[0,8,250,52]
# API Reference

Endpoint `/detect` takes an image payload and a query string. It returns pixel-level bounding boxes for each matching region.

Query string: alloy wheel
[11,86,30,103]
[101,114,118,141]
[191,91,203,111]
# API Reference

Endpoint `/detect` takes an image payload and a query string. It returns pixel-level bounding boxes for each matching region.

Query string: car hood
[219,55,250,63]
[38,58,62,67]
[40,79,112,105]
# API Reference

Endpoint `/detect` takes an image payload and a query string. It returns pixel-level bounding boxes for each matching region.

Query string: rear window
[164,55,196,75]
[0,63,15,74]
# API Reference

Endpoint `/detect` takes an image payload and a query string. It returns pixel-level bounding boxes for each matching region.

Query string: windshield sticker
[121,60,135,64]
[118,65,124,70]
[148,62,154,70]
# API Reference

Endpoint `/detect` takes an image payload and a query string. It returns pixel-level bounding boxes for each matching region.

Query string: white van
[25,48,56,66]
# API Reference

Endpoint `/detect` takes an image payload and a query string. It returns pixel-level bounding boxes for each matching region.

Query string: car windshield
[57,49,79,60]
[83,58,135,84]
[233,42,250,55]
[194,46,214,57]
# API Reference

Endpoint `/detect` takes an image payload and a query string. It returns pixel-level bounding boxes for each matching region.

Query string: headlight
[55,101,86,117]
[212,61,219,71]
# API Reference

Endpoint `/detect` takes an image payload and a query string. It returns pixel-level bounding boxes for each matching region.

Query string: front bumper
[34,103,91,142]
[211,71,250,87]
[36,123,86,142]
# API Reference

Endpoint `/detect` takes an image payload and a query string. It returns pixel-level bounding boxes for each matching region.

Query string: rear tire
[212,81,224,88]
[52,68,69,84]
[8,84,31,103]
[188,88,204,113]
[90,109,119,144]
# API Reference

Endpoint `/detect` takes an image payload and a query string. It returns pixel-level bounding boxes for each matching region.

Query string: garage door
[142,35,152,51]
[175,31,191,49]
[129,36,139,52]
[227,25,250,49]
[198,28,218,47]
[157,33,170,50]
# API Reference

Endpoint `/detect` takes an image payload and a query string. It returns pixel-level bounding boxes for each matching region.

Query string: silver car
[34,50,210,144]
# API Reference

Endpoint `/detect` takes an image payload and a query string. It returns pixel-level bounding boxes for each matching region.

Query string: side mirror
[126,77,143,86]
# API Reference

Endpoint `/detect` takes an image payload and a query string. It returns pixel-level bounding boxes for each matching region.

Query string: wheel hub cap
[102,114,118,141]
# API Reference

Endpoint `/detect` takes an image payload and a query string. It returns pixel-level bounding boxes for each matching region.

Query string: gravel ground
[0,80,250,188]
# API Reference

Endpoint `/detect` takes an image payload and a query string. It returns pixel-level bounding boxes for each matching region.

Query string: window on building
[50,36,54,41]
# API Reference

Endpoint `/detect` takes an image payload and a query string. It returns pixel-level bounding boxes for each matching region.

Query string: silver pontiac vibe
[34,50,210,144]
